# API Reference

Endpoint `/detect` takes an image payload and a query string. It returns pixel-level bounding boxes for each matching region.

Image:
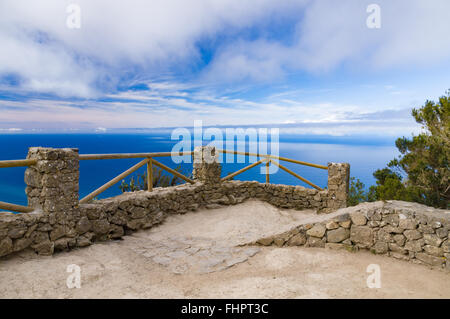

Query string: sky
[0,0,450,136]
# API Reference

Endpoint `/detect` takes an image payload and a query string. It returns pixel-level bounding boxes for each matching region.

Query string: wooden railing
[0,159,35,213]
[78,151,195,204]
[0,148,327,213]
[217,149,327,191]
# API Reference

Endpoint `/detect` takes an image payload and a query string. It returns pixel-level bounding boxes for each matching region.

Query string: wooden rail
[270,160,323,191]
[151,159,194,184]
[79,158,151,204]
[217,149,328,170]
[0,159,37,168]
[0,201,33,213]
[79,151,193,161]
[221,159,265,181]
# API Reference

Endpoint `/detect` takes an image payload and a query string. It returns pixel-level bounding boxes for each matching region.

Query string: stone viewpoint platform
[0,147,449,272]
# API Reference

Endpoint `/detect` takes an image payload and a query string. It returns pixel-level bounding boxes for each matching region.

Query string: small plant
[347,177,370,206]
[119,165,189,192]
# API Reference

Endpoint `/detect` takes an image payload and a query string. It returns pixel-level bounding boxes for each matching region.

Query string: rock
[76,235,92,247]
[350,225,374,248]
[85,206,104,220]
[431,221,442,229]
[126,218,145,230]
[336,213,350,223]
[399,219,418,230]
[383,214,399,226]
[443,240,450,253]
[350,212,367,226]
[306,236,325,248]
[109,225,124,239]
[129,206,147,219]
[393,234,406,246]
[257,237,273,246]
[383,225,404,234]
[339,220,351,229]
[388,243,407,254]
[0,237,13,257]
[423,245,443,257]
[404,229,422,240]
[8,227,27,239]
[76,216,91,234]
[325,221,339,230]
[418,224,434,234]
[91,219,111,235]
[327,228,350,243]
[32,240,54,256]
[273,237,285,247]
[306,224,326,238]
[436,227,448,239]
[54,238,72,251]
[372,241,388,254]
[404,239,424,253]
[377,229,392,242]
[13,237,31,252]
[30,231,49,244]
[423,234,443,247]
[415,253,444,266]
[287,233,306,246]
[49,226,66,241]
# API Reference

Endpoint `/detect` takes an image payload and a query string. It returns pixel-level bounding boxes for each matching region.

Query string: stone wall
[253,201,450,270]
[0,146,349,259]
[0,180,328,257]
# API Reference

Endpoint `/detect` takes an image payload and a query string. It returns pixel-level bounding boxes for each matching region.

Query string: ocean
[0,132,399,207]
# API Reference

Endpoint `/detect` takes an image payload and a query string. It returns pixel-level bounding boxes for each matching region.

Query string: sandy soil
[0,200,449,299]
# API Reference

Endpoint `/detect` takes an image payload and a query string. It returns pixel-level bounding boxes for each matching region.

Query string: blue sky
[0,0,449,136]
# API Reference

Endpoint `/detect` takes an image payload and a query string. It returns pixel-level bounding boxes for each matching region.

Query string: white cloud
[203,0,450,82]
[0,0,308,96]
[2,0,449,95]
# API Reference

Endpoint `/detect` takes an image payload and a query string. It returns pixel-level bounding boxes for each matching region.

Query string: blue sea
[0,132,399,207]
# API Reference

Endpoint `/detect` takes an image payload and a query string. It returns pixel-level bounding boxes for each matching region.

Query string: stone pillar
[327,162,350,210]
[192,146,222,184]
[25,147,79,213]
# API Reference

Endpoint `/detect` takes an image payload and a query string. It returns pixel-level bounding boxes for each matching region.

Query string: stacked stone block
[326,162,350,212]
[192,146,221,184]
[25,147,79,212]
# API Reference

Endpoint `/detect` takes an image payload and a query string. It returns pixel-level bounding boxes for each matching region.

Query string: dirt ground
[0,200,449,299]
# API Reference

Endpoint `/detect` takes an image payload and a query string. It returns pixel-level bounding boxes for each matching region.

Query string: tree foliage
[347,177,369,206]
[370,91,450,208]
